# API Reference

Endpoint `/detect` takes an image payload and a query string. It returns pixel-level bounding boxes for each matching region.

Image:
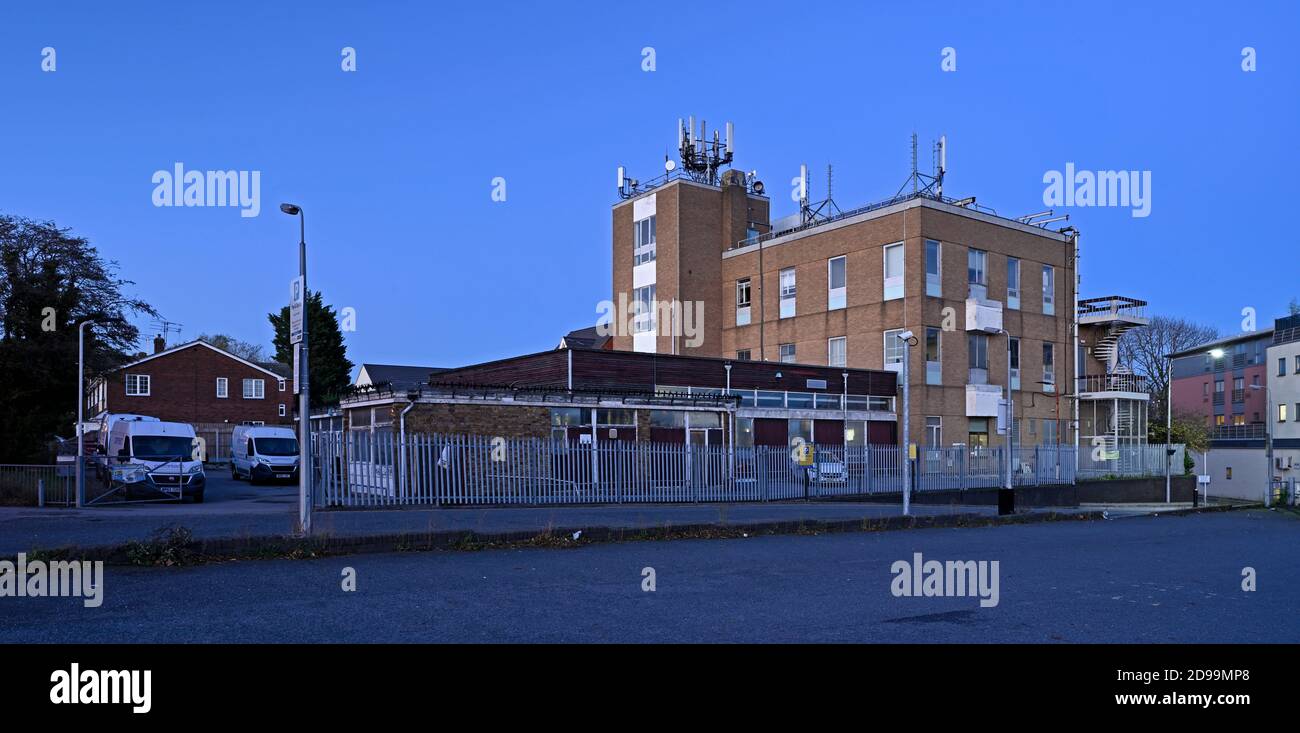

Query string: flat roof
[1168,329,1275,359]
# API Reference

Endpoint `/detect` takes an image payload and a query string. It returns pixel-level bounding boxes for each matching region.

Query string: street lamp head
[280,203,301,216]
[1209,348,1225,358]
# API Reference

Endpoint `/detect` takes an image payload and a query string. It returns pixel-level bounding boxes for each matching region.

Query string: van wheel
[231,465,238,480]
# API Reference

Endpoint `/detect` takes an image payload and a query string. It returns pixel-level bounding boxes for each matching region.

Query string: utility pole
[281,203,312,535]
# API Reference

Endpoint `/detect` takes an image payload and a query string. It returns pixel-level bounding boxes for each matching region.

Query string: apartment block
[1169,329,1273,433]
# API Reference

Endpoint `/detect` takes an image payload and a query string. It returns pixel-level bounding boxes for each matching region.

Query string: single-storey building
[339,348,899,449]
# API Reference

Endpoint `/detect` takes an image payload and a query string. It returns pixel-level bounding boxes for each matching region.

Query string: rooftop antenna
[150,318,183,347]
[616,117,744,199]
[801,163,842,224]
[894,132,947,200]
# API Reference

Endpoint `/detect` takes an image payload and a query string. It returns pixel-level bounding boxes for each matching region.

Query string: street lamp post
[899,331,915,516]
[281,203,312,535]
[1165,358,1172,504]
[76,320,95,508]
[998,328,1014,516]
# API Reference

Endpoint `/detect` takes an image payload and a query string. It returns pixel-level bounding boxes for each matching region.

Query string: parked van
[231,425,299,484]
[92,414,159,474]
[105,420,205,502]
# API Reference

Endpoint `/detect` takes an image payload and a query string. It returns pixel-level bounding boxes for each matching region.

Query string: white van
[105,420,206,502]
[92,414,159,473]
[231,425,300,484]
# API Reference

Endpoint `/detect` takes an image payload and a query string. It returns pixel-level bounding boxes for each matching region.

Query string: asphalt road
[2,509,1295,643]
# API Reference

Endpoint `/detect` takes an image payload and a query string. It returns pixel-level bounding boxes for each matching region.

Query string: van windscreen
[131,436,194,460]
[254,437,299,456]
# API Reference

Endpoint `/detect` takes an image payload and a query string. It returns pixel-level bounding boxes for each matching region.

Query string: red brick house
[86,339,294,458]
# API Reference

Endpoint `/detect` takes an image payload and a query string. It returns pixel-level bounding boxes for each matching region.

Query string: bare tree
[198,333,266,362]
[1117,315,1219,411]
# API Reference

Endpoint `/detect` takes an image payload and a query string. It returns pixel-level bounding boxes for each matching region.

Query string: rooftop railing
[1077,373,1150,394]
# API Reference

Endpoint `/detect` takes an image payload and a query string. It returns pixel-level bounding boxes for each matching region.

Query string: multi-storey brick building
[1169,329,1273,432]
[611,160,1100,451]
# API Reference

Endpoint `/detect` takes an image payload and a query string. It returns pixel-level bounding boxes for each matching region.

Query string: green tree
[0,213,156,461]
[268,290,353,408]
[197,333,265,362]
[1148,412,1210,474]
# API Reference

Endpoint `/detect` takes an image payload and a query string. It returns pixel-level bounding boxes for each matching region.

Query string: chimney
[153,335,166,354]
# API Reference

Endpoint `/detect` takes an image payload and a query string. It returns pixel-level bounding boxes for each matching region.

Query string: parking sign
[290,276,304,344]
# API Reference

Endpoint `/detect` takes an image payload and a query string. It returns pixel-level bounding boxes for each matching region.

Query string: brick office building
[609,132,1122,452]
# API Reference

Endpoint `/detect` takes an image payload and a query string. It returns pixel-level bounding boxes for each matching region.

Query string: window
[882,243,904,301]
[925,327,941,385]
[633,284,656,333]
[125,374,150,396]
[925,416,942,447]
[779,343,795,363]
[278,404,286,417]
[1280,358,1287,377]
[735,279,752,326]
[967,249,987,286]
[1215,415,1226,426]
[633,215,656,266]
[1009,338,1021,391]
[884,329,906,371]
[278,379,286,392]
[968,333,989,371]
[216,377,228,398]
[1042,342,1055,390]
[736,349,751,361]
[1202,382,1209,396]
[1006,257,1021,310]
[925,240,941,297]
[243,378,265,399]
[1042,265,1055,315]
[779,268,796,318]
[1295,355,1300,374]
[1280,404,1288,423]
[827,256,846,310]
[828,337,846,367]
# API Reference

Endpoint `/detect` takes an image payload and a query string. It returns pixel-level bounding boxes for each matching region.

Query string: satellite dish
[752,180,765,194]
[665,158,676,172]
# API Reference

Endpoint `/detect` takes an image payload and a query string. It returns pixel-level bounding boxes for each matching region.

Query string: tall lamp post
[997,328,1014,515]
[76,319,96,508]
[898,330,916,516]
[281,203,312,535]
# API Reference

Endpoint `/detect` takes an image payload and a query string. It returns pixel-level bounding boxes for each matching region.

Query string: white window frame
[925,240,941,298]
[779,268,796,319]
[968,248,987,286]
[925,416,942,447]
[883,243,904,301]
[1007,257,1021,310]
[883,329,905,372]
[828,336,846,368]
[278,378,286,392]
[633,215,656,266]
[278,404,287,417]
[125,373,151,396]
[827,256,847,310]
[924,327,941,385]
[736,279,752,326]
[243,378,266,400]
[216,377,228,399]
[1042,342,1056,392]
[1009,337,1021,391]
[633,284,656,333]
[779,343,796,363]
[1042,265,1055,316]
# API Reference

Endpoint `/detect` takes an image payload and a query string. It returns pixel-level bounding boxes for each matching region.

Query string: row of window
[125,373,286,399]
[736,332,1056,389]
[735,240,1056,322]
[1200,341,1266,372]
[922,416,1064,448]
[1278,355,1300,377]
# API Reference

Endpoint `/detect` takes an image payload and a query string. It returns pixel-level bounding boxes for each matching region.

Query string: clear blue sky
[2,1,1296,373]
